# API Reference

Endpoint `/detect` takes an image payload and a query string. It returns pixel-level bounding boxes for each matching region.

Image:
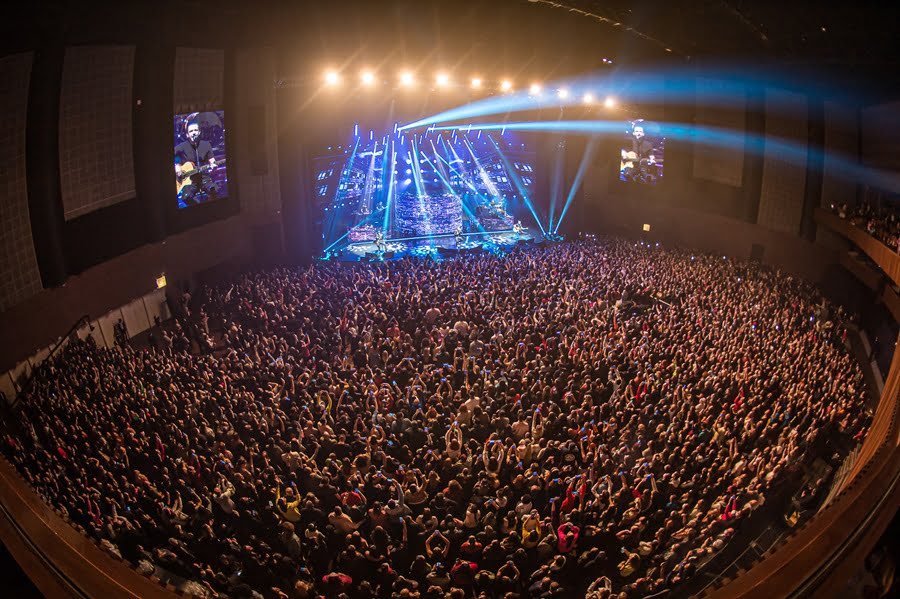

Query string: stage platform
[321,229,545,262]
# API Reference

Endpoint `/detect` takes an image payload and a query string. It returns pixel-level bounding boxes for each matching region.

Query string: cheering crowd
[2,239,869,598]
[832,200,900,252]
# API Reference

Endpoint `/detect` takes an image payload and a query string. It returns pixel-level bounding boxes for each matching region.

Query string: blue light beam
[436,121,900,194]
[554,138,598,234]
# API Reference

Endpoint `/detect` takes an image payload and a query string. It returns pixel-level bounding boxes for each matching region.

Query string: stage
[321,228,545,261]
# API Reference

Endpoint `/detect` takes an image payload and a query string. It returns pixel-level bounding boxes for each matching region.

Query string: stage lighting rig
[500,79,513,92]
[399,71,415,86]
[324,70,341,86]
[529,83,542,95]
[582,92,594,104]
[360,70,375,85]
[557,88,569,99]
[435,72,450,87]
[470,77,482,89]
[604,95,617,108]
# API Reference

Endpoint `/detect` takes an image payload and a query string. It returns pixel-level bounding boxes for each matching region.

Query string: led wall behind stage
[312,128,537,251]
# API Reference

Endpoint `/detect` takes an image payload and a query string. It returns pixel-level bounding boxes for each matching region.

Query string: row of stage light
[322,69,618,108]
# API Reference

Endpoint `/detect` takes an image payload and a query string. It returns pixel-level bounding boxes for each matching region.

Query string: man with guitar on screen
[620,122,657,184]
[175,120,221,206]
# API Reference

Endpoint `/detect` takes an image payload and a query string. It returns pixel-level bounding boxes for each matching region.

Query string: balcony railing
[814,207,900,286]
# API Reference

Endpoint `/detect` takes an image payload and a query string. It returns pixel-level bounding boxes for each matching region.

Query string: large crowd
[832,201,900,252]
[2,239,869,599]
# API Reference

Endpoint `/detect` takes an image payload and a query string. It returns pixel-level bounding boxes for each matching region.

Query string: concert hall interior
[0,1,899,598]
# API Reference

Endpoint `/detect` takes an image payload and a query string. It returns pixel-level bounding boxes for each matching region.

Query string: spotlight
[557,88,569,99]
[435,72,450,87]
[470,77,482,89]
[399,71,415,86]
[360,70,375,86]
[500,79,513,92]
[529,83,542,95]
[324,70,340,86]
[604,96,617,108]
[582,92,594,104]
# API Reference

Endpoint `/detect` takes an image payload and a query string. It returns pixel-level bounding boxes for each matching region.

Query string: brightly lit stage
[313,122,552,263]
[322,228,544,261]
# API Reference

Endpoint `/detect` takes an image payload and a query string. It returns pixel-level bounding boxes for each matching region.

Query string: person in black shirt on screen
[620,123,657,183]
[175,120,219,206]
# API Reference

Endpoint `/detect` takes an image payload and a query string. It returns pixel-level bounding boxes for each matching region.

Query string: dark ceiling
[528,1,900,65]
[2,1,898,94]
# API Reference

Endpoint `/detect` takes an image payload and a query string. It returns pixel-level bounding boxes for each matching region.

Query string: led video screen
[312,127,538,251]
[174,111,228,208]
[619,119,665,184]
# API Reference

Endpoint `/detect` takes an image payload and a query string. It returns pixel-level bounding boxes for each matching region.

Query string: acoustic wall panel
[174,48,225,111]
[861,101,900,173]
[757,89,808,234]
[59,45,136,220]
[235,47,282,216]
[821,101,859,208]
[0,52,42,311]
[693,79,746,187]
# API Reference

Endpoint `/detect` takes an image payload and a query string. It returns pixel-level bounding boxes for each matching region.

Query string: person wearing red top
[321,572,352,594]
[560,477,587,514]
[557,522,580,553]
[450,558,478,586]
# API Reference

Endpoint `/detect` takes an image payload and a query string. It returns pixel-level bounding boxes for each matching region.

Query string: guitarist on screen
[620,123,656,183]
[175,120,220,206]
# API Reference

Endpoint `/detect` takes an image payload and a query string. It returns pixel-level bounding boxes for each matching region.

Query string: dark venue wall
[0,7,283,372]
